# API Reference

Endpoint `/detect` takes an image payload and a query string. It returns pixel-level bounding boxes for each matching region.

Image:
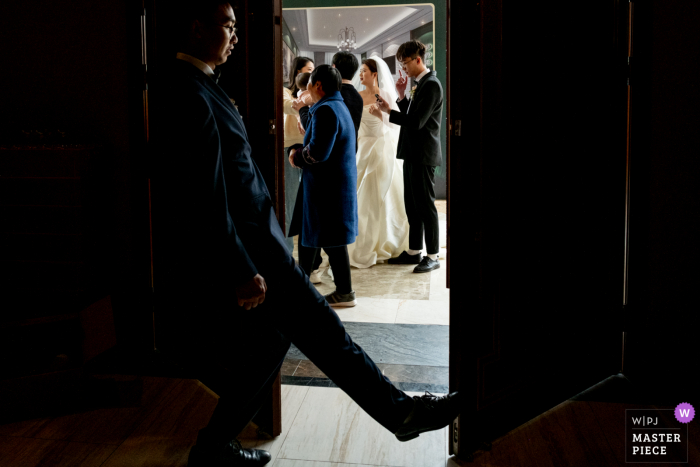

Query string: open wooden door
[145,0,286,436]
[448,0,629,458]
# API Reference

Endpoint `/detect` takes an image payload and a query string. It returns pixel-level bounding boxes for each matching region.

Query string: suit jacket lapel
[407,72,434,114]
[200,76,239,121]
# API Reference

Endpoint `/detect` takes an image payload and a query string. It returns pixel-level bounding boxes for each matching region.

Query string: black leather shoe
[413,256,440,273]
[188,439,272,466]
[394,391,462,442]
[388,251,422,265]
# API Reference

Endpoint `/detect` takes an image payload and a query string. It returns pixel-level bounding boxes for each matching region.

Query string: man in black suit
[152,2,461,466]
[377,40,443,273]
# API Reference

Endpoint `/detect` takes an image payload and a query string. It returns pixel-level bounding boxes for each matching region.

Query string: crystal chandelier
[337,27,358,51]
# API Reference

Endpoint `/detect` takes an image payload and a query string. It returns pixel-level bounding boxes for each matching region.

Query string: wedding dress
[347,55,409,268]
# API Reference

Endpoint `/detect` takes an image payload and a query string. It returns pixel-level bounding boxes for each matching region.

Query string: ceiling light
[337,26,358,52]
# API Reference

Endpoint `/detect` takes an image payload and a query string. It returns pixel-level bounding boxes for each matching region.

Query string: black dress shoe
[188,439,272,466]
[394,391,462,442]
[388,251,422,265]
[413,256,440,273]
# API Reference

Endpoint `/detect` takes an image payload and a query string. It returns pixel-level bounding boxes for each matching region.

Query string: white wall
[298,50,314,60]
[382,32,410,83]
[361,31,410,84]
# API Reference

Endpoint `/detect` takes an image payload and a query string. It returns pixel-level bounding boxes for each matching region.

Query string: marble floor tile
[398,382,449,394]
[395,299,450,326]
[378,363,449,386]
[239,385,310,465]
[293,216,449,303]
[429,263,449,302]
[293,359,327,378]
[332,297,400,323]
[277,387,447,467]
[286,323,449,367]
[273,461,390,467]
[281,376,337,388]
[311,263,431,300]
[281,358,302,376]
[349,263,431,300]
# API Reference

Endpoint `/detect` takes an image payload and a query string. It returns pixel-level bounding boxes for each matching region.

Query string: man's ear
[191,19,204,39]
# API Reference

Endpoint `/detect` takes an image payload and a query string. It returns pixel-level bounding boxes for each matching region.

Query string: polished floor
[2,375,697,466]
[0,202,455,466]
[283,200,449,393]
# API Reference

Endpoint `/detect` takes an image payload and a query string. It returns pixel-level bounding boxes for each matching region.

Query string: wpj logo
[625,403,693,463]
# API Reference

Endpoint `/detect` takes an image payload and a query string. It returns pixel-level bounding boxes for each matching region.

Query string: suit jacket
[288,91,358,248]
[341,83,363,141]
[152,60,291,291]
[389,71,443,166]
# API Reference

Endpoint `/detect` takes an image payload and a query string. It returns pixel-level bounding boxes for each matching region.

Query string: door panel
[449,0,628,457]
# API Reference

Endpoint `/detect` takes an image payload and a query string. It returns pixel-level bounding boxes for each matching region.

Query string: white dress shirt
[176,52,215,78]
[398,68,431,103]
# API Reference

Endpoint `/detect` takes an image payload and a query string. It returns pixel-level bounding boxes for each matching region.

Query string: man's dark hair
[396,40,427,63]
[332,52,359,80]
[309,65,342,93]
[173,0,232,47]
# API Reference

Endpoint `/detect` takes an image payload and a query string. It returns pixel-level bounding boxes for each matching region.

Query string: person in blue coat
[151,2,463,466]
[287,64,358,307]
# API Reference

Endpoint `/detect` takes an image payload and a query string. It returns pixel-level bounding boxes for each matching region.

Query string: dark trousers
[157,256,410,446]
[403,162,440,255]
[299,244,353,294]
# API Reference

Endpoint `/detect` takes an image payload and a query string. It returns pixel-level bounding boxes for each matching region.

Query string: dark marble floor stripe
[285,322,448,367]
[280,377,447,394]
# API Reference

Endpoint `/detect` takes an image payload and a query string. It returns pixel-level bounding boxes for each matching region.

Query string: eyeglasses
[213,23,238,36]
[399,57,416,69]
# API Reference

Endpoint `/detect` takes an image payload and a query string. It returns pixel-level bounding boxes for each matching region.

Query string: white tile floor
[258,207,453,467]
[331,218,449,326]
[241,386,453,467]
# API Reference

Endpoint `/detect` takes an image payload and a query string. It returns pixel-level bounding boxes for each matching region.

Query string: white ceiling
[284,5,434,52]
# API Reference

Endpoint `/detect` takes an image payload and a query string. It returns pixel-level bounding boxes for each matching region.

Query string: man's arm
[291,106,339,168]
[389,80,442,130]
[299,105,310,130]
[396,96,410,113]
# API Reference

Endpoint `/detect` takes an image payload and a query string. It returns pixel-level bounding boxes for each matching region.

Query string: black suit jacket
[152,60,291,290]
[389,71,443,166]
[299,83,363,150]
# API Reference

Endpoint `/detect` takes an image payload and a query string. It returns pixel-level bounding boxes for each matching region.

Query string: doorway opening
[279,2,449,396]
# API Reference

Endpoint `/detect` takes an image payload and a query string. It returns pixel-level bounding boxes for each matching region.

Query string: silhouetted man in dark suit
[152,3,461,466]
[377,40,443,273]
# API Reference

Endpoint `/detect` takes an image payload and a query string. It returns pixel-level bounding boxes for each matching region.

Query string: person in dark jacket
[291,52,364,283]
[376,40,444,273]
[287,65,358,307]
[152,2,462,466]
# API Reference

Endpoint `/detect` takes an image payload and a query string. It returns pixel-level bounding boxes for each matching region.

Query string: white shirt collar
[342,79,353,84]
[176,52,215,78]
[415,68,430,83]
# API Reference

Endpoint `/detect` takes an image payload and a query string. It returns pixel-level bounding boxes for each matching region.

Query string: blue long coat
[295,91,358,248]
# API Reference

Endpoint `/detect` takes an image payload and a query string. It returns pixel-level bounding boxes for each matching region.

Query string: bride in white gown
[347,54,409,268]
